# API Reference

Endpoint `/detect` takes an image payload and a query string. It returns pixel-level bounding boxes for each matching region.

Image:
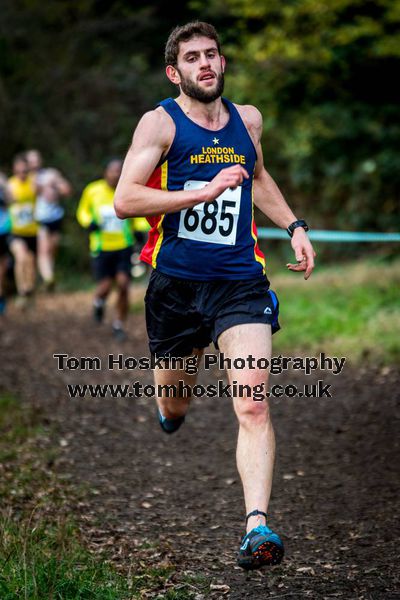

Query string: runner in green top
[77,159,135,341]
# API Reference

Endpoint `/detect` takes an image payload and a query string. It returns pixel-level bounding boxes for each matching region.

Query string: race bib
[99,206,123,233]
[178,180,241,246]
[13,203,34,227]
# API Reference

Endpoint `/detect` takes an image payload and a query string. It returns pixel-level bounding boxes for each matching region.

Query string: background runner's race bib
[99,206,123,233]
[178,180,241,246]
[12,203,35,227]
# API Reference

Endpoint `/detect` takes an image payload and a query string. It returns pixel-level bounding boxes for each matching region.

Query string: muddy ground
[1,290,399,599]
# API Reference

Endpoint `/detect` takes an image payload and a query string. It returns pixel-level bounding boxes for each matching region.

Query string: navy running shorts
[92,247,133,281]
[9,235,37,255]
[145,270,280,358]
[39,218,64,233]
[0,233,9,257]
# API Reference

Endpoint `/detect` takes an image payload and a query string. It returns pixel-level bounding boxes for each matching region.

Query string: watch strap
[287,219,309,238]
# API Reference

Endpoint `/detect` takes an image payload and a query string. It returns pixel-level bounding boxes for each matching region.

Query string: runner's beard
[179,71,225,103]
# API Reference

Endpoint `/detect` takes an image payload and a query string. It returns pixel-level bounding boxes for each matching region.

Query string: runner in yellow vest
[131,216,150,278]
[77,159,134,341]
[8,155,38,307]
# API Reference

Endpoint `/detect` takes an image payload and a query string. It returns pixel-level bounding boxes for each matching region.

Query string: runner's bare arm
[238,104,316,279]
[40,169,72,198]
[114,109,249,218]
[54,171,72,197]
[237,105,298,227]
[113,111,237,217]
[0,176,12,205]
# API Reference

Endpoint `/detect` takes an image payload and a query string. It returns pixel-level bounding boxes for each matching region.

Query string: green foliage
[193,0,400,234]
[0,518,132,600]
[1,0,399,267]
[0,0,197,186]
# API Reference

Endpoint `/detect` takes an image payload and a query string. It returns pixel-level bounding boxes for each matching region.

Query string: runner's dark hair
[13,153,28,164]
[165,22,221,67]
[104,157,122,170]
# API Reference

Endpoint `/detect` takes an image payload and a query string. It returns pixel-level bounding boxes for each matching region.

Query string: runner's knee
[234,397,270,428]
[115,273,130,292]
[10,242,27,261]
[117,280,129,294]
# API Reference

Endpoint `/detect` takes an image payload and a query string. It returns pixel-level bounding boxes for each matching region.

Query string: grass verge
[269,257,400,364]
[0,394,207,599]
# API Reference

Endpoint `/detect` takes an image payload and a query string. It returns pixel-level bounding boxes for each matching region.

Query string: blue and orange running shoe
[237,510,284,570]
[158,408,185,434]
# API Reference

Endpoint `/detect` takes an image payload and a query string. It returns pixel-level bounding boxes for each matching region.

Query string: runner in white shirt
[26,149,72,291]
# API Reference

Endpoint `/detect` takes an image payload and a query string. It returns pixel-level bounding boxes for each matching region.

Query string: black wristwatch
[287,219,309,238]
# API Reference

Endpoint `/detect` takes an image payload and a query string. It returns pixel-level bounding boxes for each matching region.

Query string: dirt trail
[1,291,399,599]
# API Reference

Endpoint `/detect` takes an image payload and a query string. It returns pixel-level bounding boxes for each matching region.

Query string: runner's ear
[166,65,180,85]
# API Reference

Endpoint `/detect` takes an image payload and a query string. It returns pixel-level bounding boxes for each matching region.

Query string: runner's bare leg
[95,278,113,301]
[37,227,53,283]
[38,227,60,284]
[115,271,130,322]
[218,323,274,533]
[10,239,35,295]
[154,348,204,419]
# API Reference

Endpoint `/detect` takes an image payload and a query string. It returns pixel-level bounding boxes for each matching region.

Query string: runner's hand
[286,229,316,280]
[200,166,249,203]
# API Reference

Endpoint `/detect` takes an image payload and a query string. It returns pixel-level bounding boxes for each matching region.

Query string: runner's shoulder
[135,107,175,148]
[83,179,106,194]
[234,104,263,139]
[38,168,60,185]
[7,176,19,198]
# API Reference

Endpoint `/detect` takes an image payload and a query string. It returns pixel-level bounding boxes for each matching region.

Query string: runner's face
[13,160,29,180]
[174,36,225,103]
[26,151,42,172]
[105,162,122,188]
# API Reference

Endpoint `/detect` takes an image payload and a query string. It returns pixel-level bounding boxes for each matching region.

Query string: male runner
[77,159,135,341]
[26,149,72,291]
[114,22,315,570]
[8,155,38,308]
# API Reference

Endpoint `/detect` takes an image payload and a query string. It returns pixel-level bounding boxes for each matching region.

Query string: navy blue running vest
[140,97,266,280]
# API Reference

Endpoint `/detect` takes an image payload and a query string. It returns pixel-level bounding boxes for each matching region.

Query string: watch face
[295,221,307,229]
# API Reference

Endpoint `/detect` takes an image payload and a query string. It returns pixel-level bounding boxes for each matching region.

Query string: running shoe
[238,517,284,570]
[15,294,34,311]
[43,279,55,293]
[158,408,185,434]
[112,324,127,342]
[93,299,105,323]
